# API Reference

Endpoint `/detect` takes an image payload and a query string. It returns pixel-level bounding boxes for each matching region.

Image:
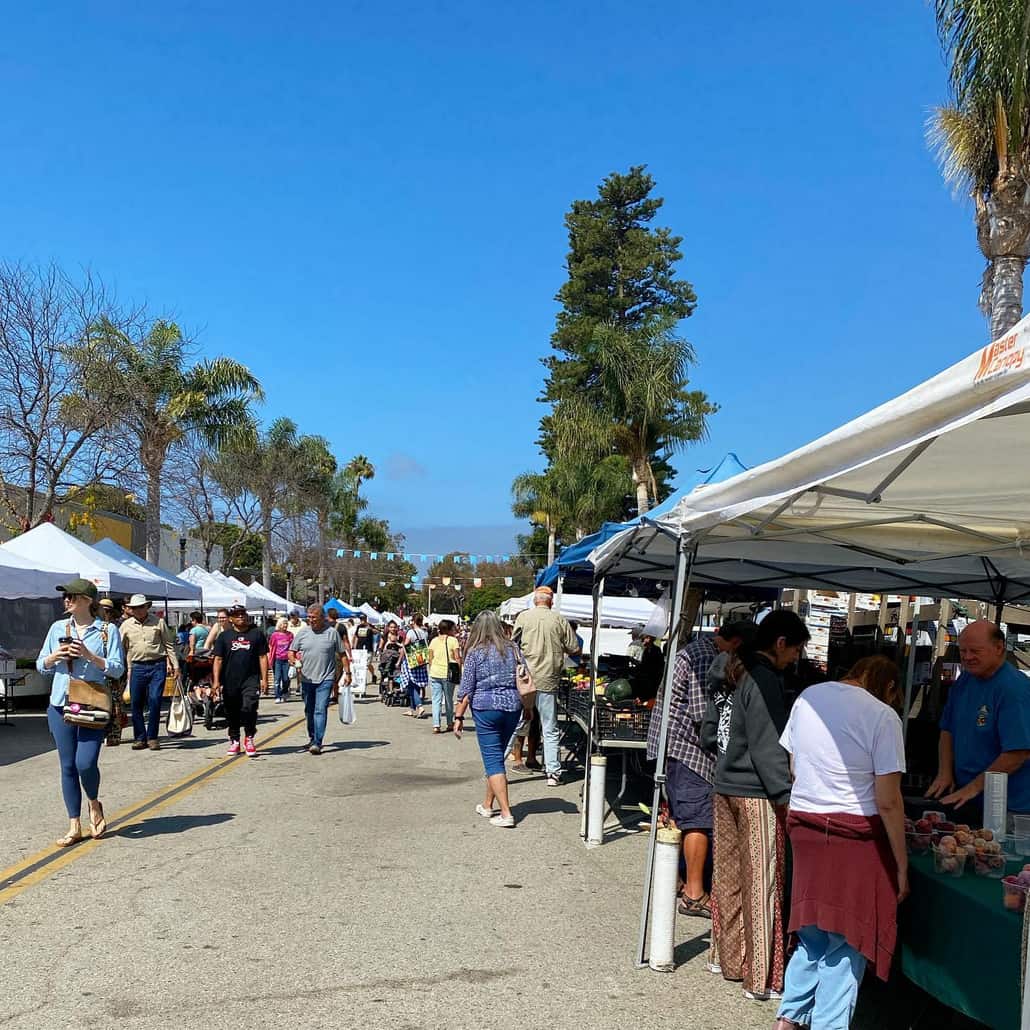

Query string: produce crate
[595,703,651,743]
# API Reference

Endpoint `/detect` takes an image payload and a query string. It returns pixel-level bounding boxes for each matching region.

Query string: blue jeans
[48,705,105,818]
[130,661,167,742]
[430,676,453,727]
[302,678,333,747]
[534,691,561,777]
[778,925,867,1029]
[273,658,291,699]
[473,708,522,777]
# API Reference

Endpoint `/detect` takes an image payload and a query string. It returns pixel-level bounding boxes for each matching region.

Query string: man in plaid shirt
[648,622,752,917]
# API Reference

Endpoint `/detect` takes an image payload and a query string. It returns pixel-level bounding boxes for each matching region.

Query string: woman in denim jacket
[37,578,126,846]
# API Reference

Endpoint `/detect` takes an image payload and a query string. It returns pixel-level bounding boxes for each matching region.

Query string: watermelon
[606,678,633,702]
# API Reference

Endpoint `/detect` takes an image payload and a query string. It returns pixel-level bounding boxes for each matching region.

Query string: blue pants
[48,705,105,818]
[130,661,166,742]
[430,676,453,727]
[777,925,867,1029]
[474,708,522,777]
[273,658,291,699]
[302,678,333,747]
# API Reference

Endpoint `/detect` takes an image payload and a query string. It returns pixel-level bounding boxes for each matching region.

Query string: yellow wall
[91,514,133,550]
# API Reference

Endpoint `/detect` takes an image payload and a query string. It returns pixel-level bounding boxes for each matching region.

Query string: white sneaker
[475,804,495,818]
[743,989,782,1002]
[705,962,722,975]
[274,698,283,705]
[490,814,516,828]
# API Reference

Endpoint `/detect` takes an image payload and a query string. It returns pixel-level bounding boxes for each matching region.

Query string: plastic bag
[338,687,356,725]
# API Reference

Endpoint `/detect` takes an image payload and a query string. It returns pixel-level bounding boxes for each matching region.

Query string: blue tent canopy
[535,453,748,588]
[324,597,361,617]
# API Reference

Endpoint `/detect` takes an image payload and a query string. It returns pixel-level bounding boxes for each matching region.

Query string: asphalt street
[0,697,982,1030]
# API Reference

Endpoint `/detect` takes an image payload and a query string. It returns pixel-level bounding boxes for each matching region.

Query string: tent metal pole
[556,573,565,609]
[902,609,920,742]
[635,536,696,969]
[580,575,605,840]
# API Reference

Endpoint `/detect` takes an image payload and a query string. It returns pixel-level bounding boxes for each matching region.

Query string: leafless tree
[163,438,263,571]
[0,262,140,532]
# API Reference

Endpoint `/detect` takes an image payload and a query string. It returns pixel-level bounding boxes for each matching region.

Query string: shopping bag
[338,687,356,726]
[166,677,194,737]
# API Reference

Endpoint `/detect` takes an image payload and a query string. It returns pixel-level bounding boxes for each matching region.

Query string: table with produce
[561,667,653,746]
[900,810,1029,1030]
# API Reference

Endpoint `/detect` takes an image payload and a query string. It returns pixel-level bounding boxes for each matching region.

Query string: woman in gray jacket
[706,610,809,1004]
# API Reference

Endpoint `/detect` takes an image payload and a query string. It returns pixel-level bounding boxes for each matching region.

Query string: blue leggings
[48,705,105,818]
[474,708,522,777]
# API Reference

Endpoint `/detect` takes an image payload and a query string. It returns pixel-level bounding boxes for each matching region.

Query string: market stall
[92,537,202,603]
[584,313,1030,1021]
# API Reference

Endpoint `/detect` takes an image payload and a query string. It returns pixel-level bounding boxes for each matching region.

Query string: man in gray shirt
[288,603,350,755]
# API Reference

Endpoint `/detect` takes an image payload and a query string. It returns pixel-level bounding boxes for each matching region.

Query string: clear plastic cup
[1012,815,1030,855]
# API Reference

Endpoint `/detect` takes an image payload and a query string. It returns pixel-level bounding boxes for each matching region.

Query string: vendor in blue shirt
[927,620,1030,814]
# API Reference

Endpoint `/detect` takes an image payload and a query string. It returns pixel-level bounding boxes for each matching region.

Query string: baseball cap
[228,604,248,616]
[98,598,115,609]
[56,578,99,600]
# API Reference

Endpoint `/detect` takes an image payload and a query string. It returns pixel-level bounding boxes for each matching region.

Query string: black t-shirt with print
[214,626,268,686]
[354,624,375,651]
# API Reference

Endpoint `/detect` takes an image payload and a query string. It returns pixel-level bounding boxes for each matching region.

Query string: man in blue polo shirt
[927,620,1030,814]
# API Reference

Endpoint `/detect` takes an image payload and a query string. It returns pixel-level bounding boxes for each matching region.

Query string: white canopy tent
[499,592,658,629]
[0,549,79,600]
[166,566,255,611]
[1,524,171,596]
[208,571,275,610]
[93,538,202,602]
[243,580,291,610]
[359,603,383,625]
[585,315,1030,970]
[592,315,1030,604]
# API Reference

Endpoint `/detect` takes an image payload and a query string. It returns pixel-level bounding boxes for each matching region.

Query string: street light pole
[286,562,294,605]
[427,582,435,617]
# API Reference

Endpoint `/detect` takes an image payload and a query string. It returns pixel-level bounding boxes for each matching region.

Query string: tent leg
[902,612,919,742]
[580,576,605,840]
[635,538,696,969]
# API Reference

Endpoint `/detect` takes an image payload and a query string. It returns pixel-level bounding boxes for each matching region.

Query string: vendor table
[901,851,1026,1030]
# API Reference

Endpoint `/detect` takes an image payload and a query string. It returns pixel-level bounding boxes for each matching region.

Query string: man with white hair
[928,619,1030,815]
[513,586,581,786]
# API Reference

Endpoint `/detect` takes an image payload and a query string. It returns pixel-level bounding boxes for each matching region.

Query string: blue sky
[0,2,986,556]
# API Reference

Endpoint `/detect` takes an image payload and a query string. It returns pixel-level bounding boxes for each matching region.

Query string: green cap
[56,577,99,600]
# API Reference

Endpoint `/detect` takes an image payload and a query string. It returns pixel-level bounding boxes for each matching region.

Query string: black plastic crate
[595,703,651,742]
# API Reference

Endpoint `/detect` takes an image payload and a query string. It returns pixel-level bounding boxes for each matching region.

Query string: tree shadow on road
[113,812,234,839]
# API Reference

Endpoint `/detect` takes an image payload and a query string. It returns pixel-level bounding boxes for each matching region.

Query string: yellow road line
[0,714,306,906]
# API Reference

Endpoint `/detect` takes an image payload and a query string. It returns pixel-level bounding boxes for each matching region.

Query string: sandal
[89,801,107,839]
[678,892,712,918]
[56,831,85,848]
[432,727,442,734]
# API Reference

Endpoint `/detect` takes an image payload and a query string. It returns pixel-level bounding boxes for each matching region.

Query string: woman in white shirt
[775,656,908,1030]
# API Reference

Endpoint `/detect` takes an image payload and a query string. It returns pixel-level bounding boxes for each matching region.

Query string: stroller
[378,646,408,706]
[183,651,227,730]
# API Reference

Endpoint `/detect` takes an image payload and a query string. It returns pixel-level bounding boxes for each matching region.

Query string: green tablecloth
[900,851,1024,1030]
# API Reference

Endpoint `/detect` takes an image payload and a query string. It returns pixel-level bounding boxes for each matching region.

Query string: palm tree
[293,435,337,600]
[346,455,375,494]
[552,316,715,515]
[931,0,1030,339]
[213,417,298,587]
[92,320,263,562]
[512,469,571,566]
[328,462,387,602]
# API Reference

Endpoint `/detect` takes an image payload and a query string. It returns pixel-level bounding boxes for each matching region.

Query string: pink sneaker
[244,736,257,757]
[226,739,241,756]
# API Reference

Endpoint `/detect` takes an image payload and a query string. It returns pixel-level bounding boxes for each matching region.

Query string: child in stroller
[377,625,407,706]
[182,651,226,729]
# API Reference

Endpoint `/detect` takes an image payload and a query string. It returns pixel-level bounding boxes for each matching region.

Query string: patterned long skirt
[710,792,787,995]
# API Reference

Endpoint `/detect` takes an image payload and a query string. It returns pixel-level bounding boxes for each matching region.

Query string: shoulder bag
[445,637,461,685]
[513,644,536,705]
[64,621,114,728]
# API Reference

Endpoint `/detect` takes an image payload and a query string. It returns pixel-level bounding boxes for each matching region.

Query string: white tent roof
[208,571,272,609]
[591,316,1030,603]
[359,603,383,624]
[92,538,202,601]
[172,566,255,610]
[242,579,290,609]
[0,548,79,600]
[1,524,169,595]
[499,592,658,629]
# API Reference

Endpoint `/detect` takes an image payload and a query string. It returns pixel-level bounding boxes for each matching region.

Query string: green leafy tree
[542,166,697,453]
[931,1,1030,338]
[85,319,263,562]
[213,417,301,587]
[553,317,715,515]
